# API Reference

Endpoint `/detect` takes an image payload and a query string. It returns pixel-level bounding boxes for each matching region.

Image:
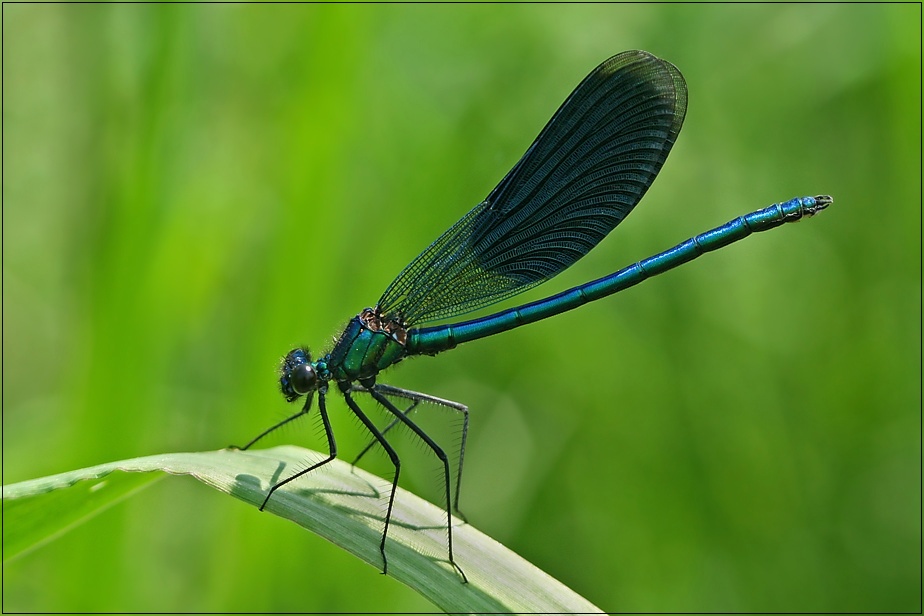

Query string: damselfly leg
[350,383,470,519]
[258,387,335,511]
[231,392,315,451]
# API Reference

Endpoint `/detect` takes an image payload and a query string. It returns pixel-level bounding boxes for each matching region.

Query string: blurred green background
[3,4,920,613]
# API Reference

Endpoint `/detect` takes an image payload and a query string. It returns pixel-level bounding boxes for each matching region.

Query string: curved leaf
[2,446,603,614]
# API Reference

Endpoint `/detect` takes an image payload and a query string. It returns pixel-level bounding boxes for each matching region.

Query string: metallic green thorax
[327,308,408,382]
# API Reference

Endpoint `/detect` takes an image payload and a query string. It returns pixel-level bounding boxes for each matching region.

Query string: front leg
[259,388,333,511]
[231,391,315,451]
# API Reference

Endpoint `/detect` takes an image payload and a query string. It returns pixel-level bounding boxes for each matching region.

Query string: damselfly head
[279,347,318,402]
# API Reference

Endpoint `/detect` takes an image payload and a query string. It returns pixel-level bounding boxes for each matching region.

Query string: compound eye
[290,362,317,395]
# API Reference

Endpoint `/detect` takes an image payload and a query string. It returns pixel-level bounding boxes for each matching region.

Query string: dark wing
[377,50,687,326]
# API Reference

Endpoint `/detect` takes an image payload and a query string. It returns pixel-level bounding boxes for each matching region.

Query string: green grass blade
[2,464,163,562]
[2,446,603,613]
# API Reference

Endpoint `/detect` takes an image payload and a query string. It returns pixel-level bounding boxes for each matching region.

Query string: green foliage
[3,448,602,614]
[3,464,161,563]
[4,3,919,612]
